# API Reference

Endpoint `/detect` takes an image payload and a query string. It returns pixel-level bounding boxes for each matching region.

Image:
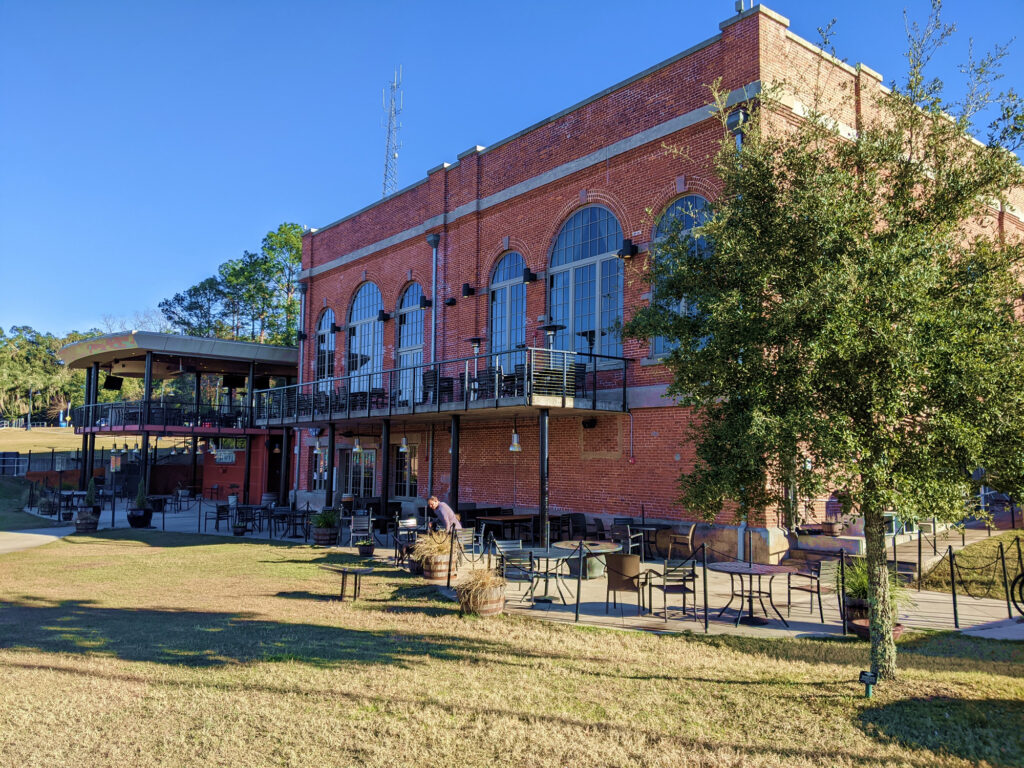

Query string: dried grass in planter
[455,569,506,616]
[411,531,461,561]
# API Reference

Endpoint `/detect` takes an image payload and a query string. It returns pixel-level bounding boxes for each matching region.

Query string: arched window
[489,252,526,372]
[315,309,335,382]
[548,205,623,357]
[347,283,383,393]
[396,283,424,404]
[651,194,710,356]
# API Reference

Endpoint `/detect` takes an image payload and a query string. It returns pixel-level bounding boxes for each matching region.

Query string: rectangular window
[310,447,328,492]
[600,258,623,357]
[391,444,418,498]
[338,448,376,497]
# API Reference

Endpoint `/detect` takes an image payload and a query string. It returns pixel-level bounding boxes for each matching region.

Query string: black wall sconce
[377,309,391,322]
[617,238,638,259]
[444,297,457,307]
[419,295,432,309]
[522,267,538,283]
[330,323,342,334]
[581,418,598,430]
[296,331,307,341]
[461,283,475,297]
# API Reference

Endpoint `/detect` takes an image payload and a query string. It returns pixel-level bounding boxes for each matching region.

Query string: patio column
[194,371,201,427]
[87,361,98,485]
[380,418,391,525]
[79,364,93,489]
[141,352,153,495]
[190,435,198,494]
[242,436,252,504]
[325,425,336,508]
[539,408,549,548]
[449,415,460,513]
[278,427,290,506]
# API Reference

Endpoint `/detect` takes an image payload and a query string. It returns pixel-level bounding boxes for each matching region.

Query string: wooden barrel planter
[75,518,99,534]
[311,527,338,547]
[422,554,455,582]
[458,586,505,617]
[848,618,905,641]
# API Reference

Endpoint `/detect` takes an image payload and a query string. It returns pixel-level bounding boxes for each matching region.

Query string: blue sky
[1,0,1021,337]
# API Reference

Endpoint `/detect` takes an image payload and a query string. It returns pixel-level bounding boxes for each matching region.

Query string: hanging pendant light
[399,435,409,454]
[509,416,522,452]
[352,437,362,454]
[313,440,322,455]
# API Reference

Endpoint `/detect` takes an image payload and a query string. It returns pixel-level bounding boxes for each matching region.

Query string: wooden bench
[319,565,373,601]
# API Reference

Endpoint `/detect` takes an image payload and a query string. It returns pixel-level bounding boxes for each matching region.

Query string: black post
[1016,536,1023,574]
[1011,497,1017,530]
[446,523,456,589]
[141,351,153,492]
[574,542,584,623]
[702,543,709,633]
[921,532,929,593]
[840,550,847,636]
[79,365,93,489]
[538,408,549,549]
[932,516,938,555]
[949,546,959,629]
[246,361,255,429]
[242,436,252,505]
[449,415,460,514]
[325,426,336,508]
[380,418,391,536]
[1000,542,1012,620]
[278,428,289,506]
[194,371,202,426]
[190,435,199,495]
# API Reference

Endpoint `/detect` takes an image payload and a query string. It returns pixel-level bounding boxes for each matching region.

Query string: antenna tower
[382,67,403,198]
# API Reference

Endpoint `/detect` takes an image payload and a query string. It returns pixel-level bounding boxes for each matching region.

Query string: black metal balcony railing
[72,400,251,432]
[254,347,630,425]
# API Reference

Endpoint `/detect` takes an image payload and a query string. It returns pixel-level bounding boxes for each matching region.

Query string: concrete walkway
[0,526,74,556]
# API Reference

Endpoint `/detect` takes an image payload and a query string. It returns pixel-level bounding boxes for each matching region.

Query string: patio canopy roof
[58,331,298,380]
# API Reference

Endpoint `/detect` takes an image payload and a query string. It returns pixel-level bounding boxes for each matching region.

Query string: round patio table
[508,547,575,604]
[552,540,622,579]
[706,561,796,627]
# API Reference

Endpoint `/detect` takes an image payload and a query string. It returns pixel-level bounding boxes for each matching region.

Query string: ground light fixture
[509,416,522,452]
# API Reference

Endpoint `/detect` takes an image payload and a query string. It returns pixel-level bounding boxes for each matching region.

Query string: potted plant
[75,481,100,534]
[455,569,506,616]
[127,482,153,529]
[412,531,461,581]
[310,508,339,547]
[232,521,248,536]
[839,557,912,640]
[354,538,375,557]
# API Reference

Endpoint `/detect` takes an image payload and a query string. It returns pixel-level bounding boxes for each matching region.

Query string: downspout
[427,423,434,498]
[426,233,440,364]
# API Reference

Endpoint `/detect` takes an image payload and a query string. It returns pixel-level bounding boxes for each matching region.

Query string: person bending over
[427,495,461,531]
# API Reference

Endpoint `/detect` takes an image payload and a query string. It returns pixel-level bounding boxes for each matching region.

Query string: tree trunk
[862,493,897,680]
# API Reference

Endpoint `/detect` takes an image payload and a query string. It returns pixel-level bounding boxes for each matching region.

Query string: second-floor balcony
[73,400,254,433]
[254,347,630,426]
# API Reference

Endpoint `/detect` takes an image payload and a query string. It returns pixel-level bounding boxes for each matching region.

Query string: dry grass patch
[0,427,123,453]
[923,531,1023,602]
[0,530,1021,767]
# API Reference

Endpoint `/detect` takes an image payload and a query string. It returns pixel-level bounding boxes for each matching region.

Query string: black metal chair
[205,503,231,532]
[788,559,841,622]
[649,539,698,621]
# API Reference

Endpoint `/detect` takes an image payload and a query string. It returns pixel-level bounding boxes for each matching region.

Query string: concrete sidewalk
[0,527,74,556]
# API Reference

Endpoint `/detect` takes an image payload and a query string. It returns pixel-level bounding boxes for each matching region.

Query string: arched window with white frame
[489,251,526,373]
[651,194,710,356]
[547,205,624,358]
[347,283,383,393]
[396,283,424,405]
[315,309,335,384]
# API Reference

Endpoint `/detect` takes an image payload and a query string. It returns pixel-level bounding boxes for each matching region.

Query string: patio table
[552,539,622,579]
[706,561,796,627]
[477,513,537,543]
[508,546,575,604]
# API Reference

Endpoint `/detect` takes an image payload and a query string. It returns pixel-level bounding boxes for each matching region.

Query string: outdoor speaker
[103,375,123,391]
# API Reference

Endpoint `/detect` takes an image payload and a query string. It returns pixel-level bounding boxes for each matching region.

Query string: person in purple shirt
[427,495,461,531]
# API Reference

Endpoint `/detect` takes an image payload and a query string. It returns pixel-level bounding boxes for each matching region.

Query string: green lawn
[0,476,61,531]
[0,530,1020,767]
[923,530,1024,603]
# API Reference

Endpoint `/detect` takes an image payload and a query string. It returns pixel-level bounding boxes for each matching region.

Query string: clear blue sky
[1,0,1021,337]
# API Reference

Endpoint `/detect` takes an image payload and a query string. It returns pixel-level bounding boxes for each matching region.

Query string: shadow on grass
[0,595,536,669]
[859,697,1024,767]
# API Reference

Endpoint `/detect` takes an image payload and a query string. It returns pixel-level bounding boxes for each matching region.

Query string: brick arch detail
[484,246,529,285]
[543,190,631,265]
[647,176,720,241]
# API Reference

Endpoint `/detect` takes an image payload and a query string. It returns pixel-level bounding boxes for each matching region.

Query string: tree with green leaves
[628,5,1024,680]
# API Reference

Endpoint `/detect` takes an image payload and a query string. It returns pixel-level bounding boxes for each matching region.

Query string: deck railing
[253,347,630,425]
[72,399,251,431]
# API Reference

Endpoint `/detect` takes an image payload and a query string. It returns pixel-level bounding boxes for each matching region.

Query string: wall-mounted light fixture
[581,418,598,430]
[297,331,308,341]
[522,267,538,283]
[419,295,432,309]
[377,309,391,322]
[617,238,638,259]
[461,283,475,297]
[444,297,457,307]
[330,323,342,334]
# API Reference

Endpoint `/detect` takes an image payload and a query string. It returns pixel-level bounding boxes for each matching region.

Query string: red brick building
[257,3,1023,561]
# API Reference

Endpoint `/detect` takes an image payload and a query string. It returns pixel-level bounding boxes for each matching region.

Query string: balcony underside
[74,424,268,437]
[256,391,626,428]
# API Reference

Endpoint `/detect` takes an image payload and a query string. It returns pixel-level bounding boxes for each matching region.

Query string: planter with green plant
[128,482,153,528]
[311,508,339,546]
[412,531,461,581]
[75,479,101,533]
[455,569,506,616]
[354,538,375,557]
[839,557,913,640]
